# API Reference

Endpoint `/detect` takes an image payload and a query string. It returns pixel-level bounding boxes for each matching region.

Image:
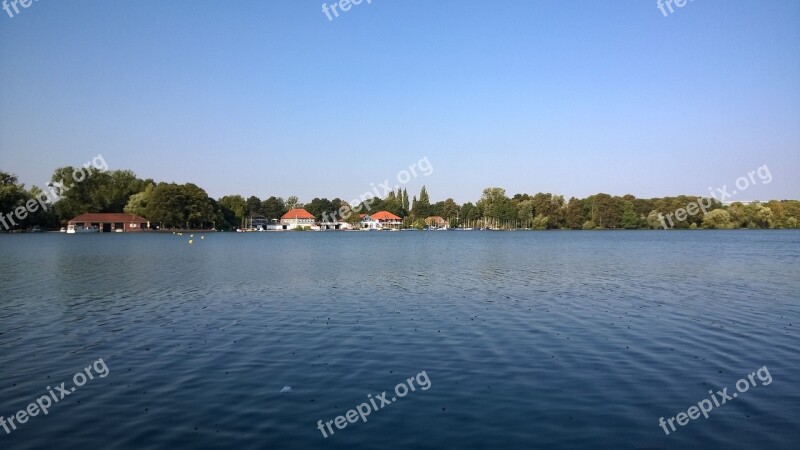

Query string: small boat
[66,225,99,234]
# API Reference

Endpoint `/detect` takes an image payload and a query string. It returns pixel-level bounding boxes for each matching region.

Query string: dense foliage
[1,168,799,231]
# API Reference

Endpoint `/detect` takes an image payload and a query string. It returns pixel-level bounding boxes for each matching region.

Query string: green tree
[218,194,247,227]
[262,196,286,220]
[70,168,143,211]
[48,167,145,222]
[401,188,410,215]
[245,196,263,217]
[565,197,585,229]
[145,183,217,229]
[621,201,639,229]
[460,202,480,225]
[125,184,155,217]
[341,202,362,226]
[589,193,623,229]
[743,203,774,229]
[383,191,403,217]
[436,198,460,220]
[101,170,147,212]
[411,186,431,219]
[532,213,549,230]
[355,197,384,214]
[517,199,534,226]
[477,187,512,227]
[702,209,733,229]
[530,193,553,218]
[305,197,335,221]
[549,195,566,228]
[330,198,343,218]
[773,200,800,228]
[646,210,663,229]
[0,172,28,230]
[27,185,58,229]
[285,196,301,210]
[727,202,747,228]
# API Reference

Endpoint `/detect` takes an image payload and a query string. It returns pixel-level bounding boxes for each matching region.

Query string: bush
[702,209,733,229]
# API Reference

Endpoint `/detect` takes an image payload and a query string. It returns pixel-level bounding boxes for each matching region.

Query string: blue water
[0,231,798,449]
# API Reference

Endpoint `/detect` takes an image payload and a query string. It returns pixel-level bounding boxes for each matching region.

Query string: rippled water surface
[0,230,798,449]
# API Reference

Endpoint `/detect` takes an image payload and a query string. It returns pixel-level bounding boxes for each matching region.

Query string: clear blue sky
[1,0,798,204]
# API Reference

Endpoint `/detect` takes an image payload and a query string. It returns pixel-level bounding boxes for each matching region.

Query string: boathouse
[68,213,150,232]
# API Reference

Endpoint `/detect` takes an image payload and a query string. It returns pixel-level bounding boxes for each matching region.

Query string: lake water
[0,230,798,449]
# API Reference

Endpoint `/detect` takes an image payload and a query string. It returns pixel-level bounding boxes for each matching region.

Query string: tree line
[1,167,799,231]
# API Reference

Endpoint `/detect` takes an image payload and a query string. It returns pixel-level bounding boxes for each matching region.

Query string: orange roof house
[68,213,149,232]
[361,211,402,230]
[281,209,315,220]
[280,208,315,229]
[371,211,402,221]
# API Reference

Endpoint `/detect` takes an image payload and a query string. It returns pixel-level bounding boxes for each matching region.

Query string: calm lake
[0,230,798,449]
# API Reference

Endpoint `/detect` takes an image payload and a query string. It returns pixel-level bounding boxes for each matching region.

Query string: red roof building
[68,213,149,232]
[362,211,403,230]
[280,208,315,220]
[280,208,315,229]
[371,211,402,221]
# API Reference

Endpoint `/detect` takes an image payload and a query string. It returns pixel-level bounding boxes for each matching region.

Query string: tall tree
[357,197,385,213]
[124,183,155,217]
[621,201,639,229]
[102,170,147,212]
[0,172,27,217]
[460,202,480,225]
[262,196,286,220]
[517,199,534,226]
[383,191,403,216]
[549,195,566,228]
[285,196,301,210]
[437,198,460,220]
[411,186,431,218]
[565,197,585,229]
[0,172,31,230]
[589,193,623,229]
[144,183,217,229]
[218,194,247,226]
[477,187,514,226]
[245,196,263,217]
[305,197,335,221]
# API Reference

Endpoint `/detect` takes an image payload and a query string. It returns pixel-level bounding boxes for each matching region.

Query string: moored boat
[66,225,99,234]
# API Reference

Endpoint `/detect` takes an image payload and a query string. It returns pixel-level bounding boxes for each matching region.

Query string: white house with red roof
[280,208,315,230]
[361,211,403,230]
